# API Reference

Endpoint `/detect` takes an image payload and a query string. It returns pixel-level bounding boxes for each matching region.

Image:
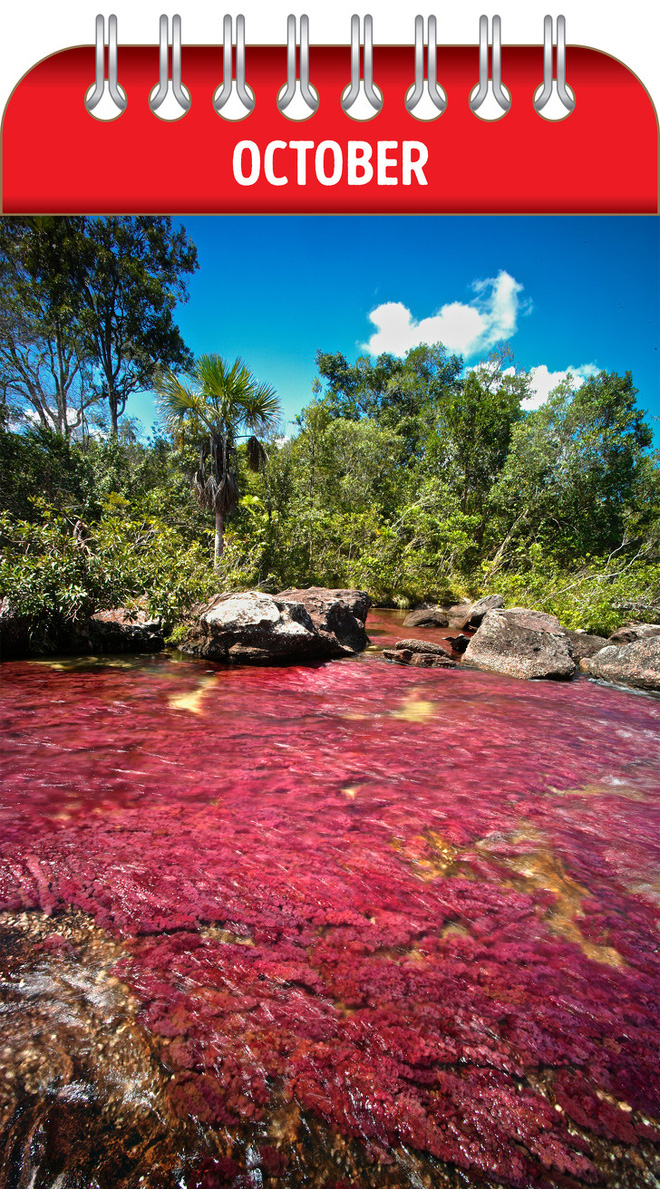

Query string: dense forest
[1,215,658,648]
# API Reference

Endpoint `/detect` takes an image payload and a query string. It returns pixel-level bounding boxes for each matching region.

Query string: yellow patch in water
[391,831,459,881]
[342,787,358,800]
[551,781,647,802]
[31,656,139,671]
[198,925,254,946]
[167,675,217,715]
[391,695,437,722]
[478,828,625,968]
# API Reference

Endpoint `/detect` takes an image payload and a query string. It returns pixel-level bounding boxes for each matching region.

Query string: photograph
[1,5,659,1189]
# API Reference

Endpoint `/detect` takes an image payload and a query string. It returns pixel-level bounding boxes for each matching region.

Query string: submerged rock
[402,607,450,628]
[463,608,576,681]
[181,588,370,664]
[585,636,660,692]
[383,639,458,668]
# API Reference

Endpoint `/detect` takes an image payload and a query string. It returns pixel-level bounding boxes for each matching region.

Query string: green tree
[427,349,529,536]
[315,343,463,461]
[490,369,655,566]
[155,354,280,565]
[0,217,100,436]
[0,216,198,438]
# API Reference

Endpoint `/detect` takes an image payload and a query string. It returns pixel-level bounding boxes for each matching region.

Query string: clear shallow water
[1,610,659,1188]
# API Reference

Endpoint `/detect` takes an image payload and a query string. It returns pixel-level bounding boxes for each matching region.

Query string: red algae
[1,611,660,1186]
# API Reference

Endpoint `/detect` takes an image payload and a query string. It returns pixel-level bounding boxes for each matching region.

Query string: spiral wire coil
[85,14,127,118]
[85,14,574,123]
[470,15,511,118]
[341,15,383,119]
[149,14,191,118]
[278,15,319,117]
[213,15,255,119]
[534,15,575,118]
[405,15,446,119]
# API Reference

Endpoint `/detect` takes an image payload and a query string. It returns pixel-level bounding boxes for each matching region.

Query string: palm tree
[155,354,280,566]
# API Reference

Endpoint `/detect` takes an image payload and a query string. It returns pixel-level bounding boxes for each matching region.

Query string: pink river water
[1,610,659,1188]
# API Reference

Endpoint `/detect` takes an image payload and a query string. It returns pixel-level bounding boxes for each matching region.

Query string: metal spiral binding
[85,13,574,123]
[149,14,191,120]
[405,15,446,120]
[534,15,575,119]
[469,15,511,120]
[85,14,127,120]
[214,15,255,120]
[341,15,383,120]
[277,15,319,119]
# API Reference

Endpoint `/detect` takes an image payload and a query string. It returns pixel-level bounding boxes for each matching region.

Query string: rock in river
[463,607,576,681]
[87,608,164,653]
[585,635,660,693]
[403,594,504,631]
[383,639,458,668]
[402,606,451,628]
[277,586,370,655]
[181,588,370,663]
[565,629,609,660]
[607,623,660,646]
[463,594,505,628]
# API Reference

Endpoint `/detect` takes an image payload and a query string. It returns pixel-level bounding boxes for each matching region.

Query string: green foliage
[1,333,658,653]
[0,499,212,649]
[490,555,660,638]
[489,371,655,562]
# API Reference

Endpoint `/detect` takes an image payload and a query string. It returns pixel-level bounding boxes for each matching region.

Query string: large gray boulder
[464,594,505,628]
[463,608,576,680]
[565,629,608,660]
[181,588,370,664]
[277,587,370,654]
[585,636,660,693]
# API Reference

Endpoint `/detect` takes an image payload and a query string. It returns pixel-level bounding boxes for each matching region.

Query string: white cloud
[522,363,599,410]
[363,270,525,358]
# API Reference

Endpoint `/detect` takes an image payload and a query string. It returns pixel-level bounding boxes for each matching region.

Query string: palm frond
[154,367,208,435]
[240,382,281,435]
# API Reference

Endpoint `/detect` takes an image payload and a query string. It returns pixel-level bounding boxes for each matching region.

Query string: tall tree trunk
[109,391,119,438]
[214,510,224,567]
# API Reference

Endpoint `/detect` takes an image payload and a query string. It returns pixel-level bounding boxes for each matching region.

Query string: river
[1,610,659,1188]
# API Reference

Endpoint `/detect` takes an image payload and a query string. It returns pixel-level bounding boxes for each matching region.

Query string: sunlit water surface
[1,610,659,1188]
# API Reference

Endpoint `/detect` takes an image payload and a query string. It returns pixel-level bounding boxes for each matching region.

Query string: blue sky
[128,216,659,439]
